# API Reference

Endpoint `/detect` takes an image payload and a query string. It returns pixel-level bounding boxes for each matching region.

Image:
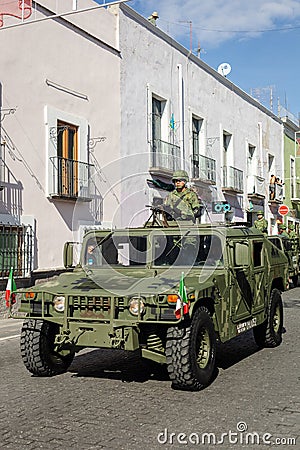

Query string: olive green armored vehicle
[15,222,289,391]
[268,235,299,287]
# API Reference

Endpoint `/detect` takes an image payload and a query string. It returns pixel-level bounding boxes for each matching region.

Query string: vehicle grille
[71,296,125,312]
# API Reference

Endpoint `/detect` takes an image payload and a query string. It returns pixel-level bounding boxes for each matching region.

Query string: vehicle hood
[29,268,189,296]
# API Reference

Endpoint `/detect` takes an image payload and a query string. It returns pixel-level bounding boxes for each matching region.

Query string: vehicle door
[250,239,267,314]
[229,239,253,322]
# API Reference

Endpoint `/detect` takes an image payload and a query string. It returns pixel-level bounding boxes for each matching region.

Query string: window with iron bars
[49,120,94,200]
[0,224,33,279]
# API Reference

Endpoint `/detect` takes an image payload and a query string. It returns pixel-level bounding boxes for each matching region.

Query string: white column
[177,64,184,169]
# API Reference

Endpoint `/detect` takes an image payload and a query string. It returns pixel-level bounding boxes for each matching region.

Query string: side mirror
[63,242,76,268]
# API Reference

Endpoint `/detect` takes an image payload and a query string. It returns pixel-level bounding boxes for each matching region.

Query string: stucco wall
[0,1,121,270]
[118,4,283,226]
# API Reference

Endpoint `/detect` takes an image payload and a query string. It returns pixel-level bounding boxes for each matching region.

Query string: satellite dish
[217,62,232,77]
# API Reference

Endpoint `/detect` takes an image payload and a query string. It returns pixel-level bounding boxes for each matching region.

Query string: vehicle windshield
[84,234,148,267]
[153,234,223,267]
[83,233,223,268]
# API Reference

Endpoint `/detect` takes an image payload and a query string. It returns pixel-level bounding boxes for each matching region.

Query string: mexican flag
[5,268,16,308]
[175,272,189,319]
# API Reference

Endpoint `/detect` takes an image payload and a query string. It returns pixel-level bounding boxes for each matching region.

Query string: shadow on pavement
[216,329,260,370]
[69,329,262,383]
[69,348,169,383]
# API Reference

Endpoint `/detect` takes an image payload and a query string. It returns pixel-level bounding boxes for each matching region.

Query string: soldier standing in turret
[253,210,268,234]
[164,170,201,222]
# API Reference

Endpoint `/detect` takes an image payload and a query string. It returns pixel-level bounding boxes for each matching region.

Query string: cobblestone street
[0,289,299,449]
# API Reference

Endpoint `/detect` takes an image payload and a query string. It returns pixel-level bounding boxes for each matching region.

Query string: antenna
[179,20,193,52]
[217,63,231,77]
[250,85,276,111]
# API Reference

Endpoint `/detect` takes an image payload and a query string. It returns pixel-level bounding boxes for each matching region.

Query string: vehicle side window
[282,239,292,251]
[85,239,99,266]
[270,238,281,250]
[234,242,249,267]
[253,241,263,267]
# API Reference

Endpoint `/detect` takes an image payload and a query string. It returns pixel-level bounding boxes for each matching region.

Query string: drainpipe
[258,121,266,216]
[258,122,263,178]
[177,64,184,169]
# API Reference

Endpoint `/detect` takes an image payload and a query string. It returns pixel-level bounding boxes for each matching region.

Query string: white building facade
[0,0,122,277]
[117,5,284,231]
[0,1,284,279]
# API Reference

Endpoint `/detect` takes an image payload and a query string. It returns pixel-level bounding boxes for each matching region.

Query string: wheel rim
[273,303,281,333]
[196,326,211,369]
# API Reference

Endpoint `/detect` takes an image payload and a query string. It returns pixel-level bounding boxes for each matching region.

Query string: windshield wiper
[90,231,114,253]
[165,230,191,257]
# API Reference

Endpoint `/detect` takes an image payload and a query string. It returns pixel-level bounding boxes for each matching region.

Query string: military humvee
[268,235,299,287]
[14,222,289,391]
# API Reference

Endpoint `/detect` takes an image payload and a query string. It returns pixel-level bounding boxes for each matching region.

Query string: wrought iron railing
[0,224,33,279]
[223,166,243,192]
[0,158,23,222]
[49,156,94,200]
[192,155,216,183]
[151,139,181,171]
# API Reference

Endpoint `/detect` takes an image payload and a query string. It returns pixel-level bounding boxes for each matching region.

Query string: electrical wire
[159,17,300,34]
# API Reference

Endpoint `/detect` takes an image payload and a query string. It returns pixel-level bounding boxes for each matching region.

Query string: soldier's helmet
[278,224,286,230]
[288,223,295,230]
[256,210,264,216]
[172,170,189,182]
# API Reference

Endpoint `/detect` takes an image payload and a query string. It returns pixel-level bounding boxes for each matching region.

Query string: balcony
[192,155,216,184]
[150,139,181,174]
[247,175,265,198]
[222,166,243,193]
[268,183,283,204]
[49,156,94,201]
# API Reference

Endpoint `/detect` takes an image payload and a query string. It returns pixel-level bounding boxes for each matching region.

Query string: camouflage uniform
[288,225,297,239]
[165,187,200,221]
[253,211,268,234]
[278,224,289,238]
[288,225,298,251]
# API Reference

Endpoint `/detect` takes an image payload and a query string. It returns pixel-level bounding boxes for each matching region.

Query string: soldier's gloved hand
[193,207,202,218]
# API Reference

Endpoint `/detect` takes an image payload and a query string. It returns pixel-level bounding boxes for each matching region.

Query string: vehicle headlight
[53,296,65,312]
[129,296,145,316]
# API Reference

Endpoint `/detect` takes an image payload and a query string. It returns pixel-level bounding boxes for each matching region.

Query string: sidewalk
[0,295,10,319]
[0,294,20,320]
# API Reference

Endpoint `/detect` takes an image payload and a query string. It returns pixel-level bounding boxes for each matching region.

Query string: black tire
[253,288,283,348]
[20,319,74,376]
[166,307,216,391]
